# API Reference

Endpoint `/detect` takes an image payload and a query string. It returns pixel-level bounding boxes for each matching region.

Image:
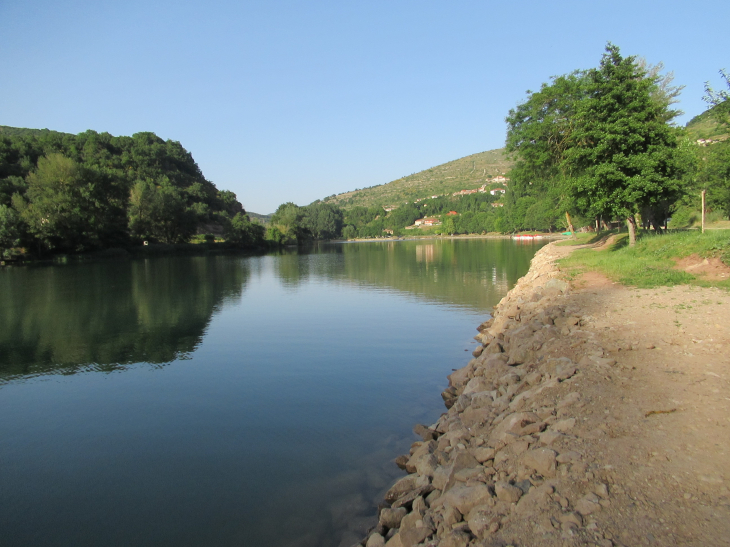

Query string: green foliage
[0,126,262,254]
[225,213,265,246]
[560,230,730,288]
[20,154,128,251]
[703,69,730,128]
[0,204,23,256]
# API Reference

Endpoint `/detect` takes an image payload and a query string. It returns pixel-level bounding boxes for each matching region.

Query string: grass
[559,229,730,289]
[322,148,514,209]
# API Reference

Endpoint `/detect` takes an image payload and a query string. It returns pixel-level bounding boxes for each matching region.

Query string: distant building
[489,188,506,195]
[446,211,458,216]
[491,202,504,208]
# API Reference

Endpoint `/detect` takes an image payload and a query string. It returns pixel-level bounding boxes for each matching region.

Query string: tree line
[501,44,730,243]
[0,129,264,256]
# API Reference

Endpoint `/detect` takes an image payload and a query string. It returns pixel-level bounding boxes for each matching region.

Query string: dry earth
[356,242,730,547]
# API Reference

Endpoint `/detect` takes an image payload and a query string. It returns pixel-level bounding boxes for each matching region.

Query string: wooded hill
[322,148,513,210]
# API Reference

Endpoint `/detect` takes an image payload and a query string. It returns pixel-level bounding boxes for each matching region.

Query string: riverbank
[358,241,730,547]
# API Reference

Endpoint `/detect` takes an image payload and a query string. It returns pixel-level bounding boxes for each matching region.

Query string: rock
[384,531,403,547]
[594,483,609,499]
[556,450,581,463]
[551,418,576,432]
[466,505,500,539]
[472,447,495,463]
[559,511,583,528]
[442,503,462,527]
[485,340,504,354]
[545,278,568,293]
[399,526,431,547]
[556,364,577,381]
[515,483,554,515]
[499,372,521,386]
[385,475,427,503]
[379,507,407,529]
[391,485,435,509]
[488,412,541,446]
[434,484,493,515]
[395,454,409,470]
[524,371,542,385]
[366,533,386,547]
[413,424,435,441]
[441,451,479,492]
[472,345,484,357]
[557,392,581,409]
[438,529,471,547]
[495,481,523,503]
[412,496,427,515]
[521,448,557,477]
[575,494,601,516]
[507,345,530,366]
[463,377,492,395]
[538,431,565,446]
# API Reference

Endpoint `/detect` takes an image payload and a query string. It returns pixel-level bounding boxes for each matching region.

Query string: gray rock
[472,446,495,463]
[472,345,484,358]
[466,505,499,539]
[557,392,581,409]
[575,494,601,516]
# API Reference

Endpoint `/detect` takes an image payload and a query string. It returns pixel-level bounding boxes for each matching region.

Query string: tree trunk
[627,216,637,246]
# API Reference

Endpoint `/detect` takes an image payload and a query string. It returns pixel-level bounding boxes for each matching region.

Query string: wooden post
[701,190,706,234]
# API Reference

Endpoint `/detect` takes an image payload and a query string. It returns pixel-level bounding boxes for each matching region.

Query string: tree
[128,178,196,244]
[224,212,265,246]
[703,69,730,127]
[0,204,23,256]
[20,153,128,251]
[565,44,683,244]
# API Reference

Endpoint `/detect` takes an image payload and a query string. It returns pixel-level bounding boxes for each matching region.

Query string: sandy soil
[557,263,730,545]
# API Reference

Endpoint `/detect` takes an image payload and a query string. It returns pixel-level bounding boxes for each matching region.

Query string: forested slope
[0,127,263,255]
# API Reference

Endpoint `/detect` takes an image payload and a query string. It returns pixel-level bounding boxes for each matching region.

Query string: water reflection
[0,256,249,381]
[273,239,543,311]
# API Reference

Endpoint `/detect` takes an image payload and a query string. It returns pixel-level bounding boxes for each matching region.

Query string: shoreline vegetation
[356,236,730,547]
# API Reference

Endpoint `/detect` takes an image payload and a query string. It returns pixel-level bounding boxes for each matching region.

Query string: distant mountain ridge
[321,148,513,210]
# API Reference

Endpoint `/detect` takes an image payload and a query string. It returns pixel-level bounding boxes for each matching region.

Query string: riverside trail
[357,241,730,547]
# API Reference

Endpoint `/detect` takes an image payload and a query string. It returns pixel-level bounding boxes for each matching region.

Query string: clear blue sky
[1,1,728,214]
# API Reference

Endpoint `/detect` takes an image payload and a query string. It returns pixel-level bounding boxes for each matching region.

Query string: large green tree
[565,45,683,244]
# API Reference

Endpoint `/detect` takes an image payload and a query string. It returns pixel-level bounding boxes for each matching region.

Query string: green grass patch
[556,232,616,246]
[559,230,730,289]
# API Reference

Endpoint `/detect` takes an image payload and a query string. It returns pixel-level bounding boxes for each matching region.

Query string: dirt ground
[563,269,730,546]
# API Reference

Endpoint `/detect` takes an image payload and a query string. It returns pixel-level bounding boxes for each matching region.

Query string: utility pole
[701,190,706,234]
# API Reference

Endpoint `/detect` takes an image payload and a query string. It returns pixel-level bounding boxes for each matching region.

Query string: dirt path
[566,271,730,546]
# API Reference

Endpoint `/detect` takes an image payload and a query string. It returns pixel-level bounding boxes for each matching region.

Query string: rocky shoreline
[351,239,730,547]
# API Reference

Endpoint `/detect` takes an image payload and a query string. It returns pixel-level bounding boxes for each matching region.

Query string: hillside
[684,103,728,141]
[0,125,72,139]
[322,148,513,210]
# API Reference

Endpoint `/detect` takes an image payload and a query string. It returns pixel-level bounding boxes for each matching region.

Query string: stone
[545,278,568,293]
[551,418,576,432]
[594,483,609,499]
[438,530,471,547]
[366,533,386,547]
[466,505,499,539]
[495,481,523,503]
[384,531,403,547]
[399,526,432,547]
[538,431,565,446]
[575,494,601,516]
[413,424,435,441]
[391,485,435,509]
[463,377,492,395]
[379,507,407,529]
[488,411,541,446]
[395,454,409,470]
[559,511,583,527]
[485,340,504,354]
[556,364,578,381]
[385,475,428,503]
[439,450,479,493]
[557,392,581,409]
[472,447,496,463]
[507,345,530,366]
[524,371,542,385]
[521,448,557,477]
[472,345,484,357]
[556,451,581,463]
[442,503,462,527]
[434,484,493,515]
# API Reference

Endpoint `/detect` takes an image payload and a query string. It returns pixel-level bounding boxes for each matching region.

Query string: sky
[1,1,728,214]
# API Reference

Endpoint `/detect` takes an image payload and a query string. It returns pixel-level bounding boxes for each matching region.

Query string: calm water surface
[0,239,545,547]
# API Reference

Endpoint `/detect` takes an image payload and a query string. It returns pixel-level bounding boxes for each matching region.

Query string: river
[0,238,545,547]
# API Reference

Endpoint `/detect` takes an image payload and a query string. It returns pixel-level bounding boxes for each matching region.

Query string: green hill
[685,103,728,141]
[322,148,513,210]
[0,125,72,138]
